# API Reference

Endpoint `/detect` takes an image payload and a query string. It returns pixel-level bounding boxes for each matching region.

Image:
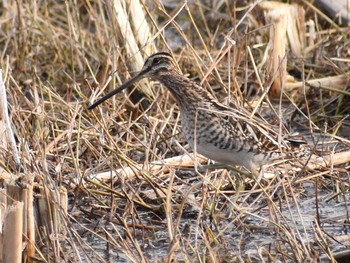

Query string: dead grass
[0,0,349,262]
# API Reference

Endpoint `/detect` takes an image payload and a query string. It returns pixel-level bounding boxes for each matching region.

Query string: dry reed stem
[0,69,21,170]
[108,0,155,97]
[3,201,23,263]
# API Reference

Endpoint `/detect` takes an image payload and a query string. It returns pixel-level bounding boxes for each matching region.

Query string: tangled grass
[0,0,349,262]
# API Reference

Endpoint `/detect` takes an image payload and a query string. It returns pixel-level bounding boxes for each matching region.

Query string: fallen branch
[88,150,350,183]
[88,153,208,181]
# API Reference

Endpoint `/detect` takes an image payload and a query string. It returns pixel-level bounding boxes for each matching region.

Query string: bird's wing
[206,101,290,152]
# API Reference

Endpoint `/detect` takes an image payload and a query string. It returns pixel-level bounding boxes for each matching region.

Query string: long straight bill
[88,71,146,110]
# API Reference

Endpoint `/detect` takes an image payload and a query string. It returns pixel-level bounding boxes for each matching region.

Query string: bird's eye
[153,58,161,64]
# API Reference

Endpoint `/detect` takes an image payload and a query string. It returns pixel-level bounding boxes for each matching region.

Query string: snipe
[89,52,300,176]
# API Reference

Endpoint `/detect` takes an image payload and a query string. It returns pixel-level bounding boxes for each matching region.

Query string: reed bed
[0,0,349,262]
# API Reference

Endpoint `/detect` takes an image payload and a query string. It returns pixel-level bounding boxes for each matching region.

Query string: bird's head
[140,52,177,79]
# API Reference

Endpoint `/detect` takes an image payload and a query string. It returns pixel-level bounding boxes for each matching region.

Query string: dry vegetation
[0,0,350,262]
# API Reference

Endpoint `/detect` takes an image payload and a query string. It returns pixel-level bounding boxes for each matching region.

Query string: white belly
[195,143,256,172]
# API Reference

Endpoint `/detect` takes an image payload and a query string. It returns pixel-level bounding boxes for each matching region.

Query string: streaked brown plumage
[89,52,300,176]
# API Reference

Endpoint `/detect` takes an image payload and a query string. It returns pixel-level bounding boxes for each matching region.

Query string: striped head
[140,52,178,80]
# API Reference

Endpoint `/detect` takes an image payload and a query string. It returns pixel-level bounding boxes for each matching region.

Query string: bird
[89,52,302,177]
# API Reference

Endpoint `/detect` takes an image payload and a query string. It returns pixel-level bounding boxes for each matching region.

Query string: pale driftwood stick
[286,74,349,93]
[89,153,208,181]
[278,150,350,172]
[0,69,21,170]
[4,201,23,263]
[90,149,350,182]
[309,150,350,170]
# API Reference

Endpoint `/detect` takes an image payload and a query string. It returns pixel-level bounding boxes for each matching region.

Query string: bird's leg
[255,166,264,183]
[232,172,244,204]
[220,166,248,217]
[224,170,245,218]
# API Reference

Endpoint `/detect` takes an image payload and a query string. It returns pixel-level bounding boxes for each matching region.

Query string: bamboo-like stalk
[6,180,35,262]
[22,176,35,263]
[4,201,23,263]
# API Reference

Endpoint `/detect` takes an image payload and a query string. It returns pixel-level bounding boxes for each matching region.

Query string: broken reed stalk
[3,202,23,263]
[7,181,36,263]
[259,2,305,99]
